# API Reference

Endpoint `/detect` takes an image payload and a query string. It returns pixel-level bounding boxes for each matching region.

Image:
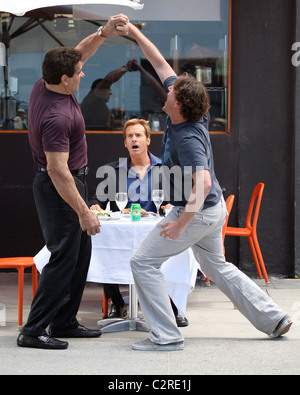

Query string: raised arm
[127,59,167,104]
[76,14,129,64]
[125,23,176,84]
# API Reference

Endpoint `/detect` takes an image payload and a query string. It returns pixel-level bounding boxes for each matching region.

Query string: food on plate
[97,210,111,217]
[161,203,174,213]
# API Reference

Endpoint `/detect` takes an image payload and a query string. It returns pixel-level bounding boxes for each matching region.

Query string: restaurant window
[0,0,230,132]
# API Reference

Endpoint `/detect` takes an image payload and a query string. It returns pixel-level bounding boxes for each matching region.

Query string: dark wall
[230,0,295,276]
[0,133,43,256]
[295,0,300,276]
[0,0,296,277]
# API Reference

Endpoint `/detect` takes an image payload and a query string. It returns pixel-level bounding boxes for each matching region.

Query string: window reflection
[0,2,229,132]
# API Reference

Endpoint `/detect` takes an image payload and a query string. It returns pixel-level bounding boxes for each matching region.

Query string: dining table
[34,213,200,333]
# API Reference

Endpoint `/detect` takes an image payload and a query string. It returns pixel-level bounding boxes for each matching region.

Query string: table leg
[129,283,138,318]
[97,284,148,333]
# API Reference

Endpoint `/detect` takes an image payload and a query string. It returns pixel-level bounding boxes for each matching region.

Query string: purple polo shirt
[28,78,87,170]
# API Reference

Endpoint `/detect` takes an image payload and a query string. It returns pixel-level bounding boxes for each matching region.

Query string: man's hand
[103,14,129,37]
[160,221,185,241]
[127,59,139,72]
[159,170,212,241]
[90,204,101,212]
[79,210,101,236]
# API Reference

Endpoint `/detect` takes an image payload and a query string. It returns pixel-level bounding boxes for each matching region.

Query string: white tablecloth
[34,216,200,316]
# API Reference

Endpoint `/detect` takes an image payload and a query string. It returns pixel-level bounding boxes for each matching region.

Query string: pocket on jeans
[201,215,215,226]
[184,213,218,239]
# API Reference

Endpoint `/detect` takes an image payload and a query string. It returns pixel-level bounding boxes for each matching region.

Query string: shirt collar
[117,152,162,170]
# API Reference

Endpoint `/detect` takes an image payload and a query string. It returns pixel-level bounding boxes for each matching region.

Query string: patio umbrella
[0,0,143,16]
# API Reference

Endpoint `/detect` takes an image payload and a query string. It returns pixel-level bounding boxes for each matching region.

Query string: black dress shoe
[176,316,189,327]
[107,304,128,319]
[49,325,102,338]
[17,334,68,350]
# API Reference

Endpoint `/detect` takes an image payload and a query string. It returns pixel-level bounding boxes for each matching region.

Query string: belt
[36,166,89,176]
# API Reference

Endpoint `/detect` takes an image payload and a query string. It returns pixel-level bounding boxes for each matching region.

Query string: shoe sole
[177,322,189,327]
[17,338,68,350]
[132,340,184,351]
[270,318,293,338]
[18,342,68,350]
[279,321,293,336]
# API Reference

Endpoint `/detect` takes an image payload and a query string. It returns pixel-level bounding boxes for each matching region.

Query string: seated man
[90,118,188,326]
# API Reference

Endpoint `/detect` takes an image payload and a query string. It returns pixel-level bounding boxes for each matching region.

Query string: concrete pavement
[0,273,299,376]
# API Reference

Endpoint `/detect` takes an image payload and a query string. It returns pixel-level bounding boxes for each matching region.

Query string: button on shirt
[117,152,162,212]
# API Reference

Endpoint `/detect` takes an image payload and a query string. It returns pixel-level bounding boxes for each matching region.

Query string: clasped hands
[103,14,131,37]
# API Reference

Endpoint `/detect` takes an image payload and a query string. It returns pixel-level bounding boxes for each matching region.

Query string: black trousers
[21,172,91,336]
[103,284,123,306]
[103,284,178,316]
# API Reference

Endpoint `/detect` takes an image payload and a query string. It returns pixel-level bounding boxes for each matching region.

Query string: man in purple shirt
[17,14,129,350]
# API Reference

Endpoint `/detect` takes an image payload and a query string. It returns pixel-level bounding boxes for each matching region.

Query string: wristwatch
[97,26,108,38]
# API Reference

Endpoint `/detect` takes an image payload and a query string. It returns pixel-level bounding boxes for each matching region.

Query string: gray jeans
[131,197,285,344]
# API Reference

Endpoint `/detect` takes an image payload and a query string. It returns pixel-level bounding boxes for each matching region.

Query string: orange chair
[102,290,110,319]
[205,194,235,286]
[225,183,269,283]
[0,257,38,327]
[222,194,235,253]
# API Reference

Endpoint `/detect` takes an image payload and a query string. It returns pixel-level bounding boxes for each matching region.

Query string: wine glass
[152,189,164,217]
[115,192,128,217]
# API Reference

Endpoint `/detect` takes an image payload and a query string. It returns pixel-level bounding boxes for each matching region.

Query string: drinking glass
[115,192,128,216]
[152,189,164,217]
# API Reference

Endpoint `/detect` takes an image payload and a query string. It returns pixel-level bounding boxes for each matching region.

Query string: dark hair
[91,79,103,90]
[174,74,211,122]
[42,47,82,85]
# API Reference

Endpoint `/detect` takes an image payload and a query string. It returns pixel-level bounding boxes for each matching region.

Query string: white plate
[98,216,111,221]
[109,216,120,221]
[141,211,157,218]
